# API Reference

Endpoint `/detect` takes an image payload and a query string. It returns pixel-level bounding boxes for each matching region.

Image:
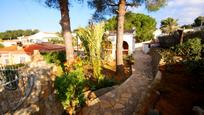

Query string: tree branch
[126,2,140,7]
[107,0,118,6]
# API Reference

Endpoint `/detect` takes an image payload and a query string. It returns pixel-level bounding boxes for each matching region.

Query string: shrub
[185,59,204,75]
[159,49,177,64]
[171,37,203,60]
[88,78,116,91]
[41,51,66,65]
[76,23,104,80]
[54,58,85,114]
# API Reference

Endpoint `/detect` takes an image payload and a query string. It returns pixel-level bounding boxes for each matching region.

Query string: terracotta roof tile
[0,43,65,55]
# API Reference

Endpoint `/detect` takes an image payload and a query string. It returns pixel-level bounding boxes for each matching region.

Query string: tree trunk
[116,0,126,77]
[59,0,74,63]
[178,29,184,45]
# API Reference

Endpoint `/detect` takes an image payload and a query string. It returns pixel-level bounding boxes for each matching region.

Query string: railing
[0,65,34,114]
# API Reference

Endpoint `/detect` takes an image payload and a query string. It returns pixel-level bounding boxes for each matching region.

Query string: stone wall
[149,48,162,77]
[13,61,63,115]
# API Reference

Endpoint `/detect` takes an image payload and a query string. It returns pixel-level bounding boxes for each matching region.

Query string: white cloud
[131,0,204,27]
[156,0,204,26]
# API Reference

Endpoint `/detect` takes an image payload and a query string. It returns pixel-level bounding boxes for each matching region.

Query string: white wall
[107,33,135,59]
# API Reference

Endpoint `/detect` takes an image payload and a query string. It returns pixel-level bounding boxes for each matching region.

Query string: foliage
[193,16,204,27]
[41,51,66,65]
[101,34,113,62]
[76,23,104,80]
[160,17,179,34]
[88,78,116,91]
[4,63,25,68]
[0,43,4,48]
[126,12,156,42]
[55,58,85,113]
[48,38,64,44]
[105,16,117,31]
[0,29,39,40]
[171,38,203,60]
[181,24,193,29]
[105,12,156,42]
[184,59,204,75]
[88,0,166,21]
[159,49,177,64]
[158,30,204,48]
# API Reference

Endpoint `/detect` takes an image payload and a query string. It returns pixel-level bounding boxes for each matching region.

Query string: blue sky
[0,0,204,32]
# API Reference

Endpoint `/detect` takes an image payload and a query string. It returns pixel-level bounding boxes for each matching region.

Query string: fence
[0,65,34,114]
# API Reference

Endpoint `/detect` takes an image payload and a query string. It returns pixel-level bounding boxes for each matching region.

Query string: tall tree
[160,17,178,34]
[44,0,81,63]
[88,0,166,76]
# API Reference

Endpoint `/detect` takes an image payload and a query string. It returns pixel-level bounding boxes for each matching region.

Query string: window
[4,58,9,64]
[20,57,26,63]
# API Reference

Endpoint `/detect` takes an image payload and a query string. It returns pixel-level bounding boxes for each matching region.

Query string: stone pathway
[82,47,153,115]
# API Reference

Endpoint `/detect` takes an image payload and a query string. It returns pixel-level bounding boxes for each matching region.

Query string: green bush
[171,37,203,60]
[88,78,116,91]
[159,49,177,64]
[41,51,66,65]
[185,59,204,75]
[54,59,85,113]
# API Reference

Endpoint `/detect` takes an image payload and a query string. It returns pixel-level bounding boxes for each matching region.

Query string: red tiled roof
[23,42,65,54]
[0,45,26,54]
[0,45,18,51]
[0,43,65,55]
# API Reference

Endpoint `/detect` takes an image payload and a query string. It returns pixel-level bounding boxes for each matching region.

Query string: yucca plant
[76,23,104,80]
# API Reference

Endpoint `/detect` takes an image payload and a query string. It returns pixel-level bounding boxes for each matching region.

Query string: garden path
[82,47,153,115]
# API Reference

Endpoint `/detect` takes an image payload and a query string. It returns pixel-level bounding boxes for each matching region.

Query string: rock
[192,106,204,115]
[148,109,160,115]
[94,86,115,97]
[11,61,64,115]
[114,103,125,109]
[86,98,100,106]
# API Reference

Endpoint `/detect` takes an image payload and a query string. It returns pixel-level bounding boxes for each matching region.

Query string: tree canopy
[0,29,39,40]
[88,0,166,21]
[160,17,178,34]
[193,16,204,27]
[105,12,157,42]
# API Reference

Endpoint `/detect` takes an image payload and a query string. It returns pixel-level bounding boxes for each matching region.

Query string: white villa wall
[0,53,31,65]
[107,34,135,59]
[19,32,61,44]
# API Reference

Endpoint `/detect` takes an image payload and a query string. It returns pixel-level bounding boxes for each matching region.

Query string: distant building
[0,43,65,65]
[18,32,62,44]
[0,40,19,47]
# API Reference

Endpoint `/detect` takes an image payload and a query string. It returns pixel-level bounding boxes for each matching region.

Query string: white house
[107,30,135,59]
[18,32,62,44]
[0,40,18,47]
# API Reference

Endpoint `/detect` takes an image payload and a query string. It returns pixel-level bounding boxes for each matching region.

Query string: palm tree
[160,17,179,34]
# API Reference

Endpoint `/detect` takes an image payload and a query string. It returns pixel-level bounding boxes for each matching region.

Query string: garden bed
[140,64,204,115]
